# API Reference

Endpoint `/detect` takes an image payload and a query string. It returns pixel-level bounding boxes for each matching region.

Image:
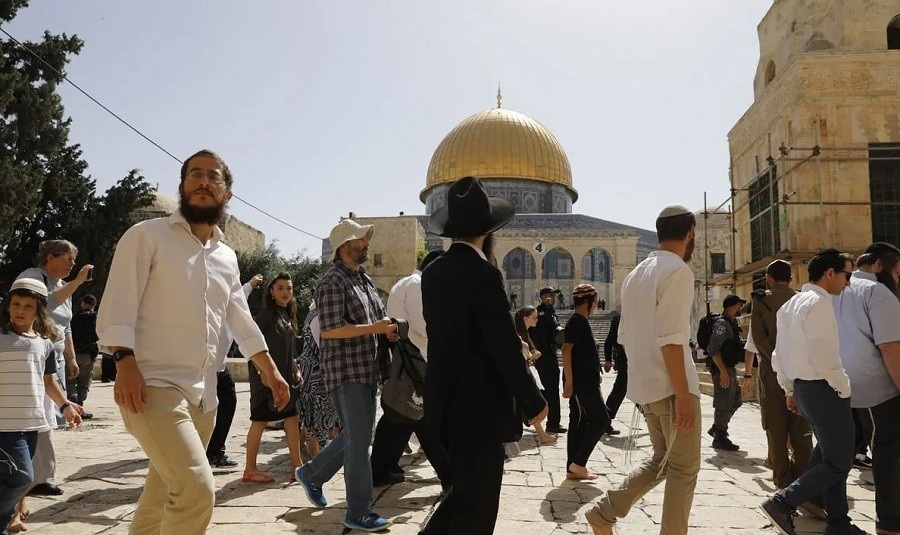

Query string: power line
[0,25,323,241]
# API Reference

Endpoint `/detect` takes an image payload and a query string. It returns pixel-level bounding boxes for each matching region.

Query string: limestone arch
[581,247,613,284]
[541,247,575,280]
[502,247,537,280]
[888,14,900,50]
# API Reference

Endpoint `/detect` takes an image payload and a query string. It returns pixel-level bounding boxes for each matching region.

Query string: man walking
[420,176,547,535]
[603,310,626,435]
[294,218,397,532]
[761,248,867,535]
[585,205,701,535]
[834,242,900,535]
[98,149,291,535]
[369,249,451,491]
[706,294,746,451]
[531,287,565,433]
[68,294,99,419]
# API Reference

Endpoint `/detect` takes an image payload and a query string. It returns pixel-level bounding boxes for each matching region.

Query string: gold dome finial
[496,83,502,109]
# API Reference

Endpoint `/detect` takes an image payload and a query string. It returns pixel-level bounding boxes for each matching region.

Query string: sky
[6,1,774,258]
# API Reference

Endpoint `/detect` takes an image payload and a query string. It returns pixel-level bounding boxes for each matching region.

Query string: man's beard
[876,269,900,299]
[179,194,226,226]
[683,236,695,263]
[482,233,497,267]
[355,246,369,264]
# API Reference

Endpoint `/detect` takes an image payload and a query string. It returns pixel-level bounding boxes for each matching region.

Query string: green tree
[0,1,154,296]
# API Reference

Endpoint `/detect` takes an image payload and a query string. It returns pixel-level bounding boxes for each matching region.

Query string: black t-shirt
[565,313,600,391]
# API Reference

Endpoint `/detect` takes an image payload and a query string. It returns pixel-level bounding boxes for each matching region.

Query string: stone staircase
[554,310,615,365]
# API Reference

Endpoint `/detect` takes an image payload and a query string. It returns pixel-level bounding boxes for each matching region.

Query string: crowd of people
[1,150,897,535]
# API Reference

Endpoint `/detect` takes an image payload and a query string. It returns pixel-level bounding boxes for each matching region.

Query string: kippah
[657,205,692,219]
[864,242,900,256]
[572,284,598,298]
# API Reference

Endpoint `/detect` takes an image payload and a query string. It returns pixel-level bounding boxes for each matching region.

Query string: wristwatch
[113,349,136,362]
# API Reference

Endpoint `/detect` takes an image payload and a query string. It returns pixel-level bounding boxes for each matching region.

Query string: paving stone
[17,372,876,534]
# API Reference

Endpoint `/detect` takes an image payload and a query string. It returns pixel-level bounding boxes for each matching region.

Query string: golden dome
[423,108,574,200]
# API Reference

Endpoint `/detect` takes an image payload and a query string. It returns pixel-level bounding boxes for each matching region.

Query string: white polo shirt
[619,250,700,405]
[386,269,427,358]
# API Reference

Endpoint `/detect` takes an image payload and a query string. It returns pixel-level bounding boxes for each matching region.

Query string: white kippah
[657,205,692,219]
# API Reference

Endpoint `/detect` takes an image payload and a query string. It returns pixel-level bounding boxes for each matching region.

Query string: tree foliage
[0,1,155,296]
[236,242,326,323]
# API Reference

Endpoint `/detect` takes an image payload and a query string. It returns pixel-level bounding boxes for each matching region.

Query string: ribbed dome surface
[424,108,573,193]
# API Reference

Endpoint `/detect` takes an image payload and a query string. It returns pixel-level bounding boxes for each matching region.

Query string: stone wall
[690,210,734,332]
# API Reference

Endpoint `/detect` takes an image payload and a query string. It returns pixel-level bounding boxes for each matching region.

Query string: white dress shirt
[618,250,700,405]
[772,283,850,398]
[214,282,256,373]
[97,212,268,411]
[386,269,427,358]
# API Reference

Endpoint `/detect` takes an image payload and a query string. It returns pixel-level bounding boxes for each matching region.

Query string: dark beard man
[179,194,226,226]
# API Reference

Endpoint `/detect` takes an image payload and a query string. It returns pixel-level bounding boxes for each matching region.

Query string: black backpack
[696,313,721,351]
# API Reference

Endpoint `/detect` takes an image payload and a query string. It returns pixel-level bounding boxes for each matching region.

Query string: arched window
[581,248,612,284]
[764,60,776,86]
[888,15,900,50]
[502,248,536,280]
[541,247,575,279]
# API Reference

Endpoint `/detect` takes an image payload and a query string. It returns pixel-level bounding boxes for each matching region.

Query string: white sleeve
[655,266,694,348]
[772,308,793,395]
[225,266,268,360]
[97,226,153,349]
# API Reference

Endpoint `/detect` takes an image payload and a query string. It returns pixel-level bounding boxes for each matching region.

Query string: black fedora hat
[429,177,515,238]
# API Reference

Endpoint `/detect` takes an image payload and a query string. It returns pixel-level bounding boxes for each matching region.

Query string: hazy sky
[7,1,773,257]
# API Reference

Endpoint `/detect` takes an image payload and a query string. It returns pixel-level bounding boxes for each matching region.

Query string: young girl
[1,279,82,532]
[244,273,303,484]
[562,284,611,481]
[514,306,557,446]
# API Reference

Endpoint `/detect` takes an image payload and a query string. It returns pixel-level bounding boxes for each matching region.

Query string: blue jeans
[301,382,377,521]
[779,379,854,529]
[0,431,38,534]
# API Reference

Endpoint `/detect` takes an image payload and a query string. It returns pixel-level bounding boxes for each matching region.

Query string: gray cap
[10,278,48,298]
[657,205,692,219]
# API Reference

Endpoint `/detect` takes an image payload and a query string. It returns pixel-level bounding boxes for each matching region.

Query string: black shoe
[546,425,567,434]
[81,412,94,420]
[823,523,869,535]
[29,483,64,496]
[712,436,740,451]
[707,425,723,438]
[852,454,873,470]
[760,498,797,535]
[605,425,621,436]
[373,471,405,487]
[209,455,238,468]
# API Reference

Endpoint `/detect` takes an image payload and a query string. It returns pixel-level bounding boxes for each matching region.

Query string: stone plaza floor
[20,372,876,534]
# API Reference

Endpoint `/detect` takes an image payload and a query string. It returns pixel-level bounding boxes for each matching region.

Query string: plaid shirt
[315,260,391,392]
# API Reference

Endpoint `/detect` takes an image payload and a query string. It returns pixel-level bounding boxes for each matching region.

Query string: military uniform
[707,315,744,448]
[750,285,813,489]
[532,302,564,431]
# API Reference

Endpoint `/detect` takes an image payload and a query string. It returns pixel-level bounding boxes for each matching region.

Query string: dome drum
[424,179,574,216]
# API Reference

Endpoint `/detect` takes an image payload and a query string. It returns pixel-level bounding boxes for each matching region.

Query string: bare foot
[8,512,27,533]
[16,501,30,520]
[585,509,612,535]
[539,434,558,445]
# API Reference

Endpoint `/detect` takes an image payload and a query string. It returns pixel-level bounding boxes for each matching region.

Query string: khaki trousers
[758,356,812,489]
[121,386,216,535]
[592,394,701,535]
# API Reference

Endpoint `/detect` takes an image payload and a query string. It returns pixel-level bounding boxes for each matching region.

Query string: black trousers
[420,431,505,535]
[870,395,900,532]
[534,350,561,428]
[370,414,451,490]
[567,384,610,467]
[206,368,237,460]
[605,358,628,419]
[852,407,874,456]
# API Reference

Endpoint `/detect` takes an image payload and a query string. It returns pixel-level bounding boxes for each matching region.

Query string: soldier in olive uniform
[750,260,814,491]
[706,294,746,451]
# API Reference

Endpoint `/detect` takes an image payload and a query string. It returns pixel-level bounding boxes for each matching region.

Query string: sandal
[242,469,275,484]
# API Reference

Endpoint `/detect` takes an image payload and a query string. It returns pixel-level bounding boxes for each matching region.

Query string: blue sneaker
[343,513,393,532]
[295,465,327,508]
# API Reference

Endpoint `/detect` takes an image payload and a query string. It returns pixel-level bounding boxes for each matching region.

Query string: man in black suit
[420,176,548,535]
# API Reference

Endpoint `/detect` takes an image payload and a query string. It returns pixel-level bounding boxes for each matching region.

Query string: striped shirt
[0,331,57,432]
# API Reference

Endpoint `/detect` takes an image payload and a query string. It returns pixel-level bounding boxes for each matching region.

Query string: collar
[412,269,421,276]
[852,270,877,282]
[801,282,831,297]
[169,210,224,243]
[451,241,487,261]
[650,250,685,262]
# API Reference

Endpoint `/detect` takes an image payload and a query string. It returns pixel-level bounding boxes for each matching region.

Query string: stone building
[134,191,265,254]
[691,209,735,326]
[322,103,658,307]
[726,1,900,296]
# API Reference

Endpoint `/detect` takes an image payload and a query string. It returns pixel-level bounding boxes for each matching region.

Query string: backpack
[696,313,721,351]
[381,320,427,424]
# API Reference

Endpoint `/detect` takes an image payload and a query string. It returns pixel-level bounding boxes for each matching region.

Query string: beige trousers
[121,386,216,535]
[591,394,702,535]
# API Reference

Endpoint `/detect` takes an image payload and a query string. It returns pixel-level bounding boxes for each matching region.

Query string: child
[562,284,611,480]
[1,278,82,532]
[514,306,557,445]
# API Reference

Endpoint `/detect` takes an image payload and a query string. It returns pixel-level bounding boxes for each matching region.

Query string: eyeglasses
[186,169,226,185]
[53,253,76,262]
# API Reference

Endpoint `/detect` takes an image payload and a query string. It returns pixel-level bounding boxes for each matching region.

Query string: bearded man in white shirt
[761,248,868,535]
[585,205,701,535]
[98,150,291,535]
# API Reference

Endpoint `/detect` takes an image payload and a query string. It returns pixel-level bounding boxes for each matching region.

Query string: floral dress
[295,308,341,441]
